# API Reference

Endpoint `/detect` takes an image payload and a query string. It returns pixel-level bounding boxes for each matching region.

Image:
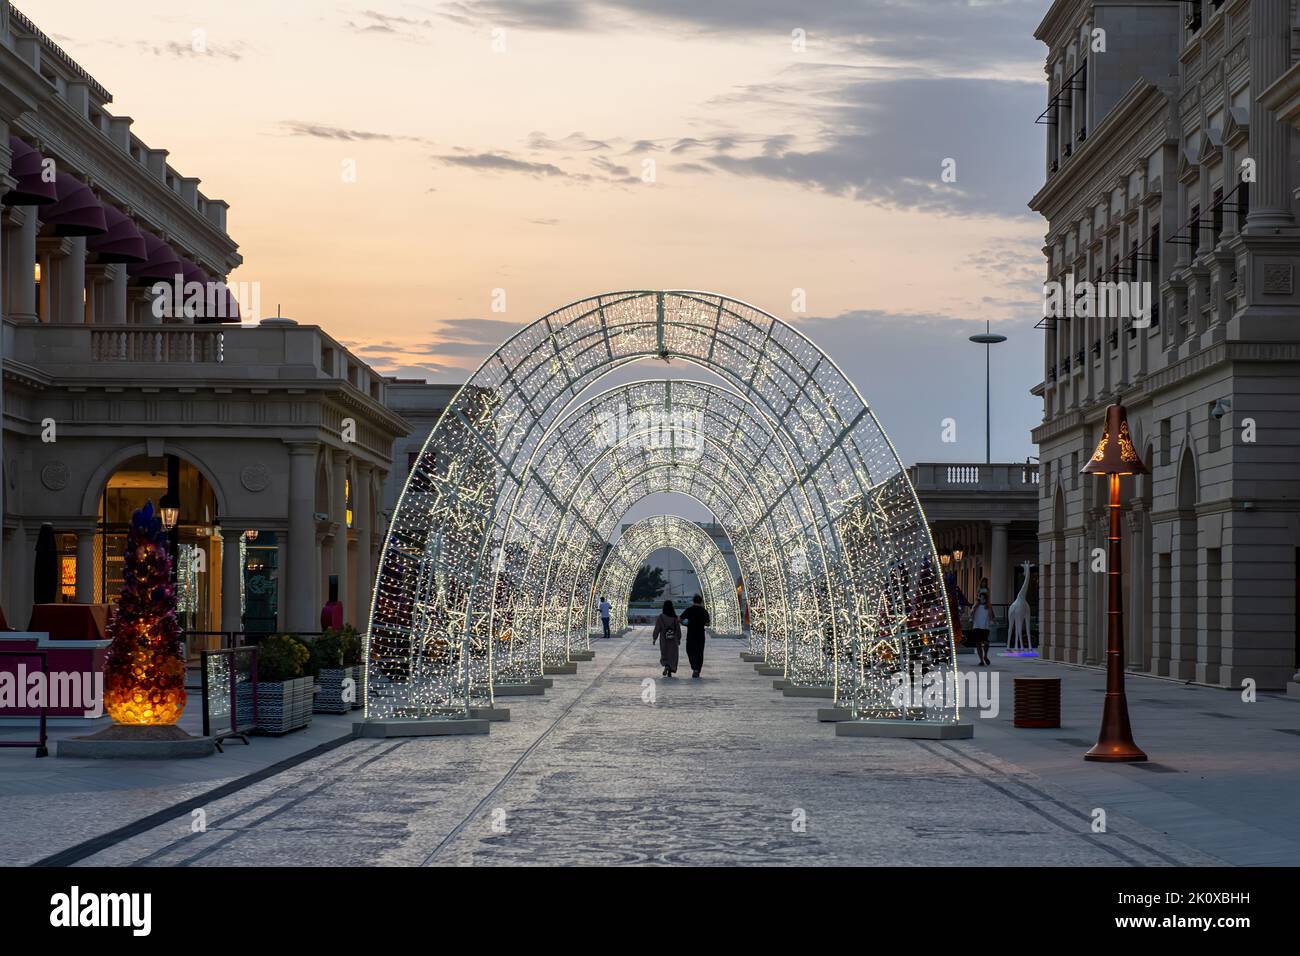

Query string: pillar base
[754,664,784,676]
[835,719,973,740]
[531,677,554,689]
[740,653,764,662]
[783,685,833,699]
[772,679,790,690]
[543,663,578,675]
[570,650,596,661]
[353,718,490,738]
[468,707,510,722]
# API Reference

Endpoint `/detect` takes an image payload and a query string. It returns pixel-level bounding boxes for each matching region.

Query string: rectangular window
[1160,418,1171,466]
[1211,187,1224,245]
[1071,450,1079,489]
[1207,402,1221,452]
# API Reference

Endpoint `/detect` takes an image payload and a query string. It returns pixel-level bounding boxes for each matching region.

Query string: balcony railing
[91,328,224,364]
[909,462,1040,493]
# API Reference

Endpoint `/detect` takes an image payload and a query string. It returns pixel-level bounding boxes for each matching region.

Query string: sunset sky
[25,0,1052,464]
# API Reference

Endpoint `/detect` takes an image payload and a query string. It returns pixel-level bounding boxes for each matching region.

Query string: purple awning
[178,259,239,324]
[87,205,148,263]
[2,137,58,206]
[127,234,182,282]
[39,173,108,236]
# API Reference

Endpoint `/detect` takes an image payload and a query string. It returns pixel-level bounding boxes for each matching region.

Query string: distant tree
[630,565,667,602]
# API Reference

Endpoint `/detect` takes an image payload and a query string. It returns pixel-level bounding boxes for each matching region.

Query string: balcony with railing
[908,462,1040,525]
[3,320,388,406]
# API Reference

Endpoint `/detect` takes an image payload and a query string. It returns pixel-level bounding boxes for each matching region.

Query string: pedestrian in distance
[970,593,993,666]
[598,594,611,639]
[652,600,681,677]
[680,593,711,678]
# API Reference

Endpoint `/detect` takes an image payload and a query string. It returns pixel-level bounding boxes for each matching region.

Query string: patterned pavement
[69,629,1223,867]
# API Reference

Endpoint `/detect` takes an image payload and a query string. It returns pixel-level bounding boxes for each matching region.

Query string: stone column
[1246,0,1295,231]
[286,442,318,633]
[74,527,96,604]
[107,264,128,324]
[331,450,351,623]
[4,206,37,322]
[35,236,63,322]
[989,521,1009,607]
[353,461,374,629]
[58,236,87,322]
[221,529,242,634]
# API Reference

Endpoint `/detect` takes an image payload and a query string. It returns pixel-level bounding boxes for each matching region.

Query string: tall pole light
[1081,403,1148,762]
[969,321,1007,464]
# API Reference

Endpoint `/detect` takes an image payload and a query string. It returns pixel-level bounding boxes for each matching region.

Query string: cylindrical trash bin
[1013,676,1061,728]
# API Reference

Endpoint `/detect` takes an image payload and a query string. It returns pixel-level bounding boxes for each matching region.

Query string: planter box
[238,677,314,735]
[314,668,353,714]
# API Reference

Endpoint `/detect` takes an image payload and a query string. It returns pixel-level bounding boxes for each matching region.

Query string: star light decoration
[594,514,743,636]
[367,292,956,723]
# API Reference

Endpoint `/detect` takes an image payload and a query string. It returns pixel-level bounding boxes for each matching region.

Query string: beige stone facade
[1030,0,1300,690]
[0,6,410,644]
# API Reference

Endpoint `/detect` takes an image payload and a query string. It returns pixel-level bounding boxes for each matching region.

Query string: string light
[367,292,957,725]
[594,514,743,636]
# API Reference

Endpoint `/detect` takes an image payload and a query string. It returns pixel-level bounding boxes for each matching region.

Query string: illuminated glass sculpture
[103,501,187,725]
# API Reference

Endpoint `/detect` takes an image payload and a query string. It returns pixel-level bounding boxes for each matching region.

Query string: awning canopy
[39,173,108,236]
[87,205,148,263]
[179,258,240,324]
[127,233,182,282]
[2,136,58,206]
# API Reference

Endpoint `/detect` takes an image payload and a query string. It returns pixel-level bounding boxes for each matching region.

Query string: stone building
[0,5,409,644]
[1030,0,1300,691]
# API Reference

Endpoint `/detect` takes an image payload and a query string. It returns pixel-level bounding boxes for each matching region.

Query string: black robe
[680,604,711,672]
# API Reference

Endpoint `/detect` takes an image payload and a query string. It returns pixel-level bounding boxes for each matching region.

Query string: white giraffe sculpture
[1006,561,1034,653]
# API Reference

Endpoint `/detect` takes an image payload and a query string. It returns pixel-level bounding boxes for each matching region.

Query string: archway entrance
[97,454,220,639]
[595,514,743,638]
[369,291,956,726]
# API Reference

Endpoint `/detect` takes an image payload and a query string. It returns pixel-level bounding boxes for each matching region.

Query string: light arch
[594,514,743,637]
[368,291,955,725]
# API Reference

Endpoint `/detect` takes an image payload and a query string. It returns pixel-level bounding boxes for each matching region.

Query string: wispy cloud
[345,9,437,38]
[279,121,430,143]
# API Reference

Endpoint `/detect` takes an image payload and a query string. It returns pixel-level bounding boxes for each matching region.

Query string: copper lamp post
[1081,403,1148,762]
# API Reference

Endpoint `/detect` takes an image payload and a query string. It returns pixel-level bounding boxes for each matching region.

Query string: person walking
[680,593,711,678]
[970,593,993,666]
[652,600,681,677]
[598,595,611,639]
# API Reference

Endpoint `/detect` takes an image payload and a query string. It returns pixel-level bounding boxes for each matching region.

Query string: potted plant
[311,629,352,714]
[241,634,313,734]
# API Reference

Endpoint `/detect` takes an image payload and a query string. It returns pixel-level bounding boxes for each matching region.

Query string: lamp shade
[127,233,183,282]
[2,136,58,206]
[87,205,148,263]
[39,173,109,236]
[1082,403,1148,476]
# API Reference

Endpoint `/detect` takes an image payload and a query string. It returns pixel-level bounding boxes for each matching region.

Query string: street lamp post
[969,321,1008,464]
[1081,403,1148,762]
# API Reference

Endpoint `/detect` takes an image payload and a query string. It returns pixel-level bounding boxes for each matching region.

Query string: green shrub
[257,634,311,683]
[310,629,346,676]
[340,625,364,667]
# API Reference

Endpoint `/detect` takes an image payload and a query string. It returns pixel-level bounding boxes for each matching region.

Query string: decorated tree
[103,500,187,725]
